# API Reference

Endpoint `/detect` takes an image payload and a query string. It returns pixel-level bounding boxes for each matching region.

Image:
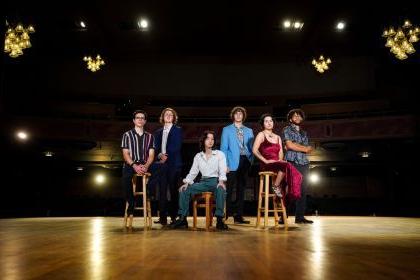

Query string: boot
[216,216,229,230]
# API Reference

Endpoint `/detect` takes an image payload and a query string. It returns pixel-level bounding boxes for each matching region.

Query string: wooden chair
[192,192,216,231]
[123,173,152,230]
[256,171,288,230]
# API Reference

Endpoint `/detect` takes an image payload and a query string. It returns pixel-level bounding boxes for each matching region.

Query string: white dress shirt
[183,150,227,185]
[161,124,173,155]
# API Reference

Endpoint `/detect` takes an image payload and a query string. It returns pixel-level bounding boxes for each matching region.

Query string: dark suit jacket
[154,125,183,169]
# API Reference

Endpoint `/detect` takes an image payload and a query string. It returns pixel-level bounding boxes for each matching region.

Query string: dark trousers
[226,155,250,217]
[122,165,136,215]
[147,162,168,219]
[291,163,309,220]
[167,168,182,220]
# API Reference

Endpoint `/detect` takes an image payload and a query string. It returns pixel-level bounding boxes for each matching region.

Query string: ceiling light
[4,22,35,58]
[16,131,28,140]
[282,19,303,31]
[312,55,332,73]
[383,19,419,60]
[138,18,149,30]
[336,21,345,30]
[83,55,105,72]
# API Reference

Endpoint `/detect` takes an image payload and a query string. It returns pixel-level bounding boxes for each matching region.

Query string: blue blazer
[220,124,254,171]
[154,125,183,169]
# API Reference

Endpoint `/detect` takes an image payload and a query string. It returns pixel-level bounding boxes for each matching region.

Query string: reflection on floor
[1,216,419,279]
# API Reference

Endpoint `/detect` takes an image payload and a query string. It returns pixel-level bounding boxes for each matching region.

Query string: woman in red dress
[252,113,302,200]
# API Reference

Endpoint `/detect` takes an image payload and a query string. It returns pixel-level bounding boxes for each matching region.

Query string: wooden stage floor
[1,216,419,280]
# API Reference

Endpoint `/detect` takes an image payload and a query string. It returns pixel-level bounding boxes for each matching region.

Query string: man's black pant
[164,168,181,221]
[291,163,309,220]
[148,162,181,220]
[226,155,250,217]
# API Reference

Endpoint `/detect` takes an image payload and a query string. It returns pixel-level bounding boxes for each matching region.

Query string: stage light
[282,19,303,30]
[83,55,105,72]
[95,174,106,185]
[80,21,86,28]
[330,167,337,171]
[360,151,370,158]
[77,167,84,171]
[336,21,345,30]
[309,173,320,184]
[44,151,54,157]
[16,131,28,140]
[312,55,332,73]
[138,18,149,30]
[4,21,35,58]
[383,19,419,60]
[294,21,303,29]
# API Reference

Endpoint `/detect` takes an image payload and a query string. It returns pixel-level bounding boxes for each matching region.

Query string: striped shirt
[121,129,155,165]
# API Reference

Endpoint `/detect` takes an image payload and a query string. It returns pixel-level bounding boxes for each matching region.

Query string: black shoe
[216,217,229,230]
[295,217,313,224]
[234,215,250,224]
[154,218,167,225]
[171,217,188,229]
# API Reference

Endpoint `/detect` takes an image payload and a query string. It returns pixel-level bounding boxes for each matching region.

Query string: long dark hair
[199,130,215,152]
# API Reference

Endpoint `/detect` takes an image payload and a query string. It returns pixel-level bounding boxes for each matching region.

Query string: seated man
[171,130,229,230]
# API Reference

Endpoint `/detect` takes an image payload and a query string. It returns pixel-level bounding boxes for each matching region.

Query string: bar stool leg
[146,200,152,228]
[273,195,280,228]
[264,174,269,228]
[193,198,198,229]
[256,175,263,228]
[123,201,128,227]
[205,193,211,230]
[142,176,148,230]
[127,176,137,230]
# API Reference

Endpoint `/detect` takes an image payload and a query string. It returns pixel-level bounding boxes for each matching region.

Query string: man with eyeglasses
[121,110,155,228]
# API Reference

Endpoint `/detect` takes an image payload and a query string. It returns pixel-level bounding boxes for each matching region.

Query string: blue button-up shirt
[283,124,309,165]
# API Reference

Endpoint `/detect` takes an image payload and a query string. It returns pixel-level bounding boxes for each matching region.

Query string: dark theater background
[0,1,419,279]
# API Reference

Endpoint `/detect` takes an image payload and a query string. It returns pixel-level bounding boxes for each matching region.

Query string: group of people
[121,106,313,230]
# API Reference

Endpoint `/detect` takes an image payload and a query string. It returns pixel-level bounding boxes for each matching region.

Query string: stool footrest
[261,193,276,197]
[258,209,283,213]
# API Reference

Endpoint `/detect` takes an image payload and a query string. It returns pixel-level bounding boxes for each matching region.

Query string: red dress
[258,135,302,200]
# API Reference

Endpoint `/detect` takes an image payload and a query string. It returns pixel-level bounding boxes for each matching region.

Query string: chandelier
[4,22,35,58]
[83,55,105,72]
[312,55,332,73]
[383,20,419,60]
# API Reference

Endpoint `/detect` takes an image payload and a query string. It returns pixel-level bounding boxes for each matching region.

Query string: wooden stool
[256,171,288,230]
[123,173,152,230]
[192,192,216,231]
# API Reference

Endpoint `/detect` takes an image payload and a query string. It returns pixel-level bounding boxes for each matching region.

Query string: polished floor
[1,216,419,280]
